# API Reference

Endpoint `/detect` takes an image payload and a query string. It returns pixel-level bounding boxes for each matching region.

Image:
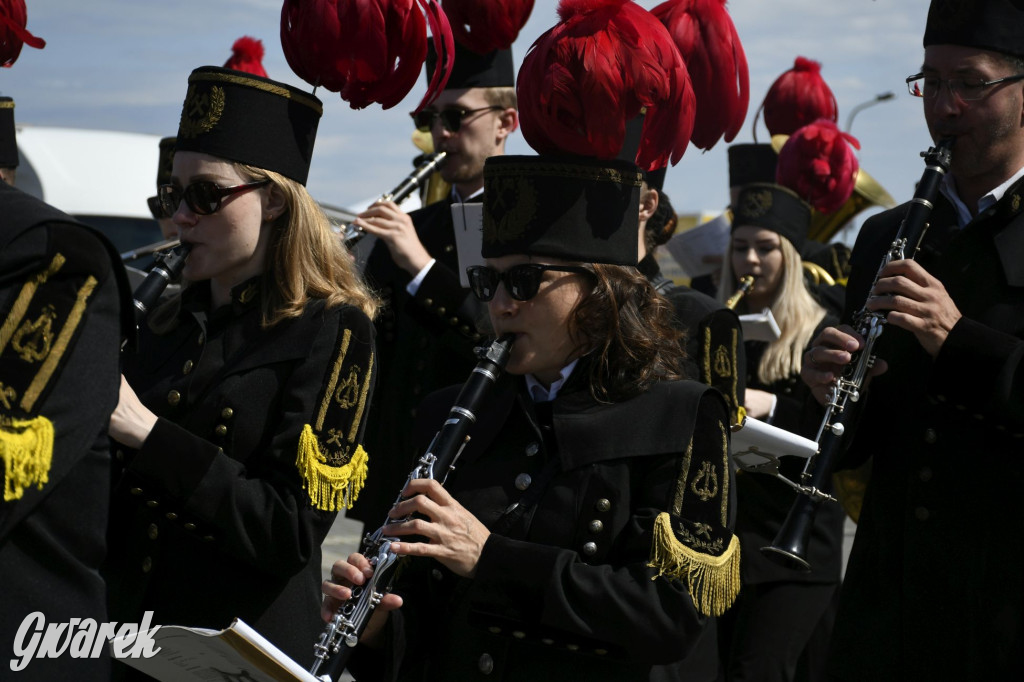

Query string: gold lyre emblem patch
[485,177,535,244]
[333,366,362,409]
[1012,194,1021,214]
[12,304,56,363]
[690,460,719,502]
[713,344,732,378]
[179,84,225,139]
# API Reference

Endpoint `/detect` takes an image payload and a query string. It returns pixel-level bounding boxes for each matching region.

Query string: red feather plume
[280,0,454,112]
[224,36,268,78]
[442,0,534,54]
[775,119,860,214]
[518,0,695,172]
[650,0,748,151]
[0,0,45,68]
[755,56,837,139]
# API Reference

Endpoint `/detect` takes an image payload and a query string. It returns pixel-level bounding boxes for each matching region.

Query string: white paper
[665,211,730,279]
[730,416,818,477]
[738,308,782,342]
[452,202,485,288]
[110,618,322,682]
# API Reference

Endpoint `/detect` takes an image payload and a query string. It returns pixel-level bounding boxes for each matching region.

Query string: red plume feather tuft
[224,36,268,78]
[775,119,860,214]
[442,0,534,54]
[0,0,46,68]
[756,56,837,139]
[280,0,454,112]
[518,0,695,171]
[650,0,748,151]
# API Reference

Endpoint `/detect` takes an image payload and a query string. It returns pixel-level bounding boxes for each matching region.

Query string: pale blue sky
[2,0,933,232]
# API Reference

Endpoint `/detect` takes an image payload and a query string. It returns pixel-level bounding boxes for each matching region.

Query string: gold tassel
[647,512,742,617]
[295,424,368,512]
[1,415,55,502]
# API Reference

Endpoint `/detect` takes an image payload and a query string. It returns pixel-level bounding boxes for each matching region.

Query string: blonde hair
[150,164,378,331]
[718,236,825,385]
[238,165,379,325]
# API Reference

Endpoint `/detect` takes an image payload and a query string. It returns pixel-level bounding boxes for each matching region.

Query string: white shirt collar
[940,164,1024,228]
[524,359,580,402]
[453,186,484,203]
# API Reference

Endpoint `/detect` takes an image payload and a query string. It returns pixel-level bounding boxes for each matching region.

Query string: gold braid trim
[1,416,55,501]
[648,512,741,617]
[0,254,65,356]
[295,424,368,512]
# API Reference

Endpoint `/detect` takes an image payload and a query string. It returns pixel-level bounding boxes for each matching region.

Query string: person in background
[1,93,132,681]
[716,182,845,682]
[804,1,1024,678]
[347,40,519,530]
[145,136,179,242]
[104,64,378,671]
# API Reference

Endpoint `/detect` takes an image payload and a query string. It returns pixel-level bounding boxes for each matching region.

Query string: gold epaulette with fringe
[294,326,374,512]
[2,415,55,501]
[648,512,741,617]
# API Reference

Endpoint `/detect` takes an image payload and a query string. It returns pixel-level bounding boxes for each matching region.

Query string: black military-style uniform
[106,279,376,668]
[0,181,130,681]
[827,180,1024,681]
[639,253,746,424]
[350,196,488,527]
[718,315,846,681]
[348,367,739,682]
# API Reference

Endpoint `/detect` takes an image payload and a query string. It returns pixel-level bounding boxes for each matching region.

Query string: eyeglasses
[411,105,504,133]
[158,179,270,216]
[466,264,592,302]
[147,195,171,220]
[905,72,1024,101]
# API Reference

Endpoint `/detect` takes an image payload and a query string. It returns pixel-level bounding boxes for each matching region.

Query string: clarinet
[760,138,954,572]
[310,333,515,680]
[131,243,191,324]
[342,151,447,248]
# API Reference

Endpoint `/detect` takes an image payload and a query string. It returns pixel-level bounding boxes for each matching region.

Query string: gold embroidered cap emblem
[485,177,536,244]
[738,188,773,220]
[179,84,225,139]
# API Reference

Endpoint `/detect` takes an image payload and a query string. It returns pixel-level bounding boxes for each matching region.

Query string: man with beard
[802,1,1024,679]
[347,42,519,529]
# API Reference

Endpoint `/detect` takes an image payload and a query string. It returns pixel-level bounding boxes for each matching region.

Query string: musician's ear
[263,181,287,220]
[497,107,519,138]
[639,186,659,223]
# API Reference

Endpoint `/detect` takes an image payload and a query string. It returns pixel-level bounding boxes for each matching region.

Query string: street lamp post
[845,91,895,133]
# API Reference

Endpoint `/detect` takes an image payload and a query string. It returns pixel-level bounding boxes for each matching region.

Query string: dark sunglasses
[466,264,592,302]
[147,195,171,220]
[411,105,504,133]
[158,179,270,216]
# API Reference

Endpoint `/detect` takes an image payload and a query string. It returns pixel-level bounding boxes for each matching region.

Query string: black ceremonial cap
[732,182,810,251]
[728,143,777,189]
[482,155,643,266]
[426,41,515,89]
[156,136,175,188]
[175,67,323,185]
[0,97,18,169]
[924,0,1024,57]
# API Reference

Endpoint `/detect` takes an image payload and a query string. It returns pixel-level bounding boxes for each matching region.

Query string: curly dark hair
[570,263,687,402]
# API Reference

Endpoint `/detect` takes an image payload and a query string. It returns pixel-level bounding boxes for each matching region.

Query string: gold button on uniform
[182,359,194,374]
[147,524,159,540]
[588,520,604,533]
[167,390,181,406]
[477,654,494,675]
[142,557,152,573]
[923,428,937,444]
[184,522,196,531]
[595,498,611,512]
[215,424,228,437]
[915,507,930,521]
[165,512,178,521]
[221,407,234,419]
[515,473,532,491]
[583,542,598,555]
